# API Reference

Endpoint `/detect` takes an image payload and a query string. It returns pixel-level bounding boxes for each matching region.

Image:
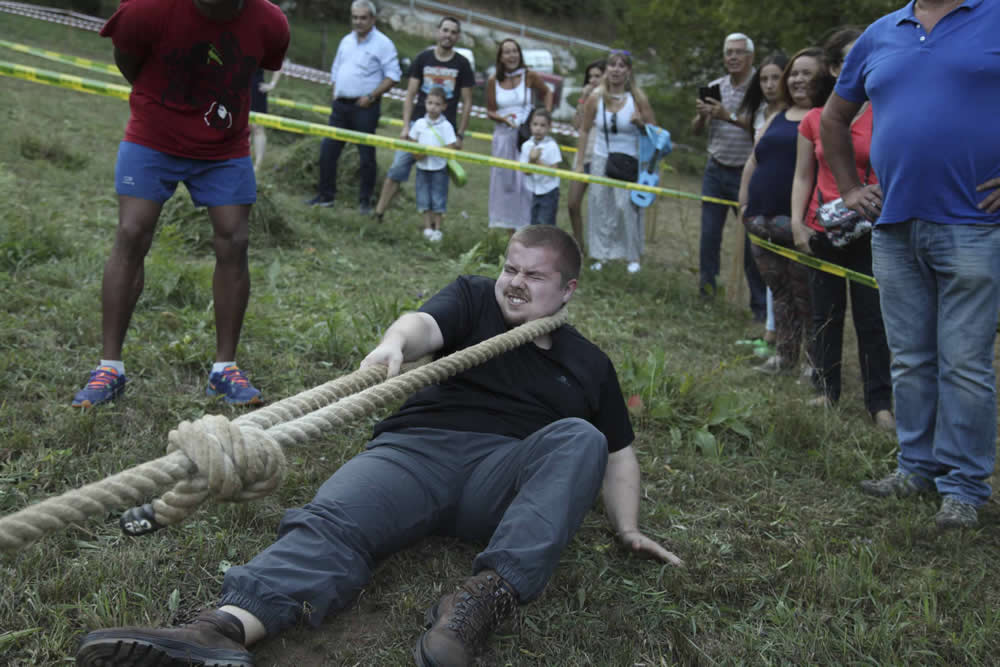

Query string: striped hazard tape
[1,57,887,292]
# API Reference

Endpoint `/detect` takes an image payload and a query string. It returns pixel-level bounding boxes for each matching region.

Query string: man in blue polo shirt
[821,0,1000,529]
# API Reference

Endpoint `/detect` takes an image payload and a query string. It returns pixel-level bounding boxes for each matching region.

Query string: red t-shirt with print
[101,0,290,160]
[798,105,877,232]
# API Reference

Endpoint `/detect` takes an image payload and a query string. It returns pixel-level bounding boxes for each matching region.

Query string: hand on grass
[619,529,684,567]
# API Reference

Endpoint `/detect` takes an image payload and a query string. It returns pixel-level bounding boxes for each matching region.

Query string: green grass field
[2,13,1000,666]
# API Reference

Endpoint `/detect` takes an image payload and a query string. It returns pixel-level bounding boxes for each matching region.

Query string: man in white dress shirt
[307,0,400,213]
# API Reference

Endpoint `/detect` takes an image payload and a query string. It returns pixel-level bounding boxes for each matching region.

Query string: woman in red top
[790,28,893,430]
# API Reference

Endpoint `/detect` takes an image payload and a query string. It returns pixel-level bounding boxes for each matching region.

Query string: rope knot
[167,415,286,502]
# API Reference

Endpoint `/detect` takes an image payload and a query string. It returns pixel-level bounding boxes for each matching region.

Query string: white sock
[100,359,126,375]
[212,361,235,374]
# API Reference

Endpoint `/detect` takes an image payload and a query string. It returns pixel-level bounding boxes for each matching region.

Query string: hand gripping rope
[0,310,568,552]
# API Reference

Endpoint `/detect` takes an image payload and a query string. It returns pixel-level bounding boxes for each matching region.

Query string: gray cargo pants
[218,417,609,635]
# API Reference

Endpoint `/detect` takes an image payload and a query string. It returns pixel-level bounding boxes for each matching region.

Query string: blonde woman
[574,50,655,273]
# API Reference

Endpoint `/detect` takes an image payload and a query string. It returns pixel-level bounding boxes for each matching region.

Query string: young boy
[408,87,457,242]
[519,109,563,226]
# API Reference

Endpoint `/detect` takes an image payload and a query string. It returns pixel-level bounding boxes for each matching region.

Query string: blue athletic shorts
[114,141,257,207]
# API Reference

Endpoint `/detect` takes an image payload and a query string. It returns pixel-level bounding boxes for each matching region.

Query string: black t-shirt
[408,47,475,128]
[373,276,635,452]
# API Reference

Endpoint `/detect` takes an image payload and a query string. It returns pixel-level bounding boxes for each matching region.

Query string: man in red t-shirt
[72,0,289,408]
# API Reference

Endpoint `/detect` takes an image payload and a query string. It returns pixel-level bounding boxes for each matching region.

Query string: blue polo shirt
[835,0,1000,226]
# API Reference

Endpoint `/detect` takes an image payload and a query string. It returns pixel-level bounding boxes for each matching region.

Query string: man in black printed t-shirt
[76,226,682,667]
[373,15,475,221]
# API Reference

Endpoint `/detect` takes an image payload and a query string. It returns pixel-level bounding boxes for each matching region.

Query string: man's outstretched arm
[360,312,444,377]
[602,445,684,566]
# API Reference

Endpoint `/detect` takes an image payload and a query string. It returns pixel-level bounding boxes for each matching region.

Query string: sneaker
[206,366,262,405]
[359,201,374,216]
[873,409,896,433]
[590,261,603,271]
[935,496,978,530]
[423,228,435,239]
[414,570,517,667]
[627,261,641,274]
[430,229,443,242]
[859,470,929,498]
[76,609,251,667]
[72,365,127,408]
[754,355,792,375]
[305,194,335,207]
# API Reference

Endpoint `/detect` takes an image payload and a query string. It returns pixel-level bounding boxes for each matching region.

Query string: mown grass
[2,15,1000,667]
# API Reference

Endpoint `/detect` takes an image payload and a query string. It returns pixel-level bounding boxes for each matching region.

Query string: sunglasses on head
[610,112,617,134]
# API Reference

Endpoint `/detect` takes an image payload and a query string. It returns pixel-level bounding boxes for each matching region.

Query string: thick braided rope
[0,310,567,551]
[143,309,568,526]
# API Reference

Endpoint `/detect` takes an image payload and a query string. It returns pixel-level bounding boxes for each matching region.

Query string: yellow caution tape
[748,234,878,289]
[3,58,886,292]
[0,38,120,76]
[0,60,706,199]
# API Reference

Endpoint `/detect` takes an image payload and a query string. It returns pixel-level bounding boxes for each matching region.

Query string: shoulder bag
[602,99,638,182]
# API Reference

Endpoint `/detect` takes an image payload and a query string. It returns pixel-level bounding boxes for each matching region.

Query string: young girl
[408,87,457,241]
[519,109,563,226]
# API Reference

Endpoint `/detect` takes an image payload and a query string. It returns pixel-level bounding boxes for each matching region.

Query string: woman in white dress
[484,38,553,232]
[574,50,656,272]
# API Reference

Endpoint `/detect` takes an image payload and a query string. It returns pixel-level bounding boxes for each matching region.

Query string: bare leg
[432,212,443,231]
[567,179,588,252]
[101,196,163,360]
[375,178,400,216]
[207,204,252,362]
[423,210,433,231]
[251,125,267,172]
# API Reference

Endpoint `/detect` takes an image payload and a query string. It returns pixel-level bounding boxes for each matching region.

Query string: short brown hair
[510,226,581,286]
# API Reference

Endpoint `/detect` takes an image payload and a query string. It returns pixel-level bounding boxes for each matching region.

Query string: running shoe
[206,365,262,405]
[72,365,126,408]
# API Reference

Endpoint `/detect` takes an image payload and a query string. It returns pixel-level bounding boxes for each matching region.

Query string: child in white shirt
[518,109,563,226]
[407,87,457,242]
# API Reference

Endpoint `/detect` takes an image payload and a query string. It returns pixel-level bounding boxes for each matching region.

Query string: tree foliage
[622,0,902,86]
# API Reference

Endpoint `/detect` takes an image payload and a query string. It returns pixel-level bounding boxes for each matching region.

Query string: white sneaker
[590,261,603,271]
[627,261,641,274]
[430,229,443,242]
[423,228,435,239]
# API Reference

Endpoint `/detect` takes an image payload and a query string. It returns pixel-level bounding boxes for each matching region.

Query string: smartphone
[698,84,722,102]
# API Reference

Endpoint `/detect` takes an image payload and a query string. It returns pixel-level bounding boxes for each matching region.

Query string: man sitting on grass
[75,226,682,667]
[71,0,289,408]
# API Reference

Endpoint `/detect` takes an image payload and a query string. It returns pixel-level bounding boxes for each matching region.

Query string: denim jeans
[872,220,1000,505]
[219,420,608,634]
[531,188,559,226]
[415,167,448,213]
[386,148,417,183]
[699,158,767,319]
[318,98,381,204]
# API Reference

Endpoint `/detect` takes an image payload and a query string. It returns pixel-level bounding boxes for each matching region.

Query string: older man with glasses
[692,32,767,323]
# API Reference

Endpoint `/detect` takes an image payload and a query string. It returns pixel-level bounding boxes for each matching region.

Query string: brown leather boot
[76,608,253,666]
[414,569,518,667]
